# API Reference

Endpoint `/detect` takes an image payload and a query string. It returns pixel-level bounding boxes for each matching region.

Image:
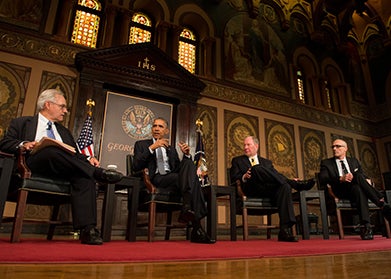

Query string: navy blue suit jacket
[133,139,181,181]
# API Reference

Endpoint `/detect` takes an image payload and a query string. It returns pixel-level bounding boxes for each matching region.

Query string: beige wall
[1,51,77,116]
[197,96,384,185]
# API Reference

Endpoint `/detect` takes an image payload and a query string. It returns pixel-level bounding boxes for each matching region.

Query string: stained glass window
[297,69,305,103]
[178,28,196,74]
[71,0,102,48]
[129,13,152,44]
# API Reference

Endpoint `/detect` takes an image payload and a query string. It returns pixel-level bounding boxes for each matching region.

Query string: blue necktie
[46,121,56,139]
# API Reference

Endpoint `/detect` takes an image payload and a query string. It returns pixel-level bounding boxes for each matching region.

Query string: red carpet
[1,236,391,263]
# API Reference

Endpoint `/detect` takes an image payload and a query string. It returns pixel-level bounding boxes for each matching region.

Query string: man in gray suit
[319,138,391,240]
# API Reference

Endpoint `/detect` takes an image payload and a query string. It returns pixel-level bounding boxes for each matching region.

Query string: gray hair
[36,89,64,111]
[246,135,259,145]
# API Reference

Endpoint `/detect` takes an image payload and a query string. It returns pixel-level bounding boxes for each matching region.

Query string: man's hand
[150,138,169,151]
[89,157,100,167]
[178,141,190,156]
[340,173,353,183]
[22,141,37,151]
[242,168,251,182]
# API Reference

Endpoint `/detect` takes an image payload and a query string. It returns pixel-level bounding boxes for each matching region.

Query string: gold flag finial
[196,119,203,132]
[86,99,95,117]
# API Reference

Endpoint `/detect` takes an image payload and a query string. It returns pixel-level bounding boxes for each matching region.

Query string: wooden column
[119,9,132,45]
[54,0,73,41]
[102,5,118,47]
[171,25,183,62]
[201,37,215,78]
[309,76,323,108]
[156,21,171,52]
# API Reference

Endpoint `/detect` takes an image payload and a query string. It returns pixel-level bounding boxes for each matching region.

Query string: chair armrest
[142,168,157,194]
[0,151,14,158]
[326,184,339,202]
[235,179,247,201]
[17,147,32,179]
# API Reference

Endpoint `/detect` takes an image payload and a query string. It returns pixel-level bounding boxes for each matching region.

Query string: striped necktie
[46,121,56,139]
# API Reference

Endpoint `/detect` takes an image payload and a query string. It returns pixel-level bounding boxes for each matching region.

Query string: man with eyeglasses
[0,89,124,245]
[319,138,391,240]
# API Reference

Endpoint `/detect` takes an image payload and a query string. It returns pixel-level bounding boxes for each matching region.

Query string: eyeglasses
[50,102,69,110]
[331,145,345,149]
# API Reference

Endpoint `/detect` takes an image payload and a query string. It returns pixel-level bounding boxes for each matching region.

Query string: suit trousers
[151,157,207,221]
[245,165,296,228]
[26,146,97,229]
[331,172,384,223]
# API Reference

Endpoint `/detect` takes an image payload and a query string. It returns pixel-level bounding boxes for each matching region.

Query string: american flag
[77,115,94,157]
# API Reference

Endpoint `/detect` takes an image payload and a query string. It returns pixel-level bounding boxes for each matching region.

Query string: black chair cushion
[236,197,279,215]
[336,199,378,209]
[22,175,71,195]
[15,175,71,206]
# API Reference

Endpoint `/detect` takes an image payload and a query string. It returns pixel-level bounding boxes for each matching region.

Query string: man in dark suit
[132,117,214,244]
[0,89,123,245]
[230,136,314,242]
[319,138,391,240]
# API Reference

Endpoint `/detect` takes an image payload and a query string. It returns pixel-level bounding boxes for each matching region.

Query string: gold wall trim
[0,28,83,65]
[201,80,387,137]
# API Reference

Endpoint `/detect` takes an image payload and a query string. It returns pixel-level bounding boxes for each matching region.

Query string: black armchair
[228,168,279,240]
[317,174,390,239]
[126,154,190,242]
[0,148,71,242]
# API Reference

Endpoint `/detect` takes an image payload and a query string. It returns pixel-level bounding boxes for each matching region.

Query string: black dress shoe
[178,209,196,224]
[382,204,391,223]
[287,178,315,191]
[278,228,299,242]
[95,168,124,184]
[191,227,216,244]
[80,226,103,245]
[360,224,374,240]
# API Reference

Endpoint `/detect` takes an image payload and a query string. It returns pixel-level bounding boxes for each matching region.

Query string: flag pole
[195,118,210,186]
[76,99,96,157]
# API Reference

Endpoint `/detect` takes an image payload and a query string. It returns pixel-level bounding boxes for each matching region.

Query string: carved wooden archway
[73,43,205,157]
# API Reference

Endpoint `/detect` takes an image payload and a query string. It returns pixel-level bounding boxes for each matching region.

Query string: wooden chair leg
[266,215,272,239]
[383,217,391,238]
[11,189,28,243]
[148,202,156,242]
[336,208,344,239]
[47,205,60,240]
[242,208,248,241]
[165,211,173,240]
